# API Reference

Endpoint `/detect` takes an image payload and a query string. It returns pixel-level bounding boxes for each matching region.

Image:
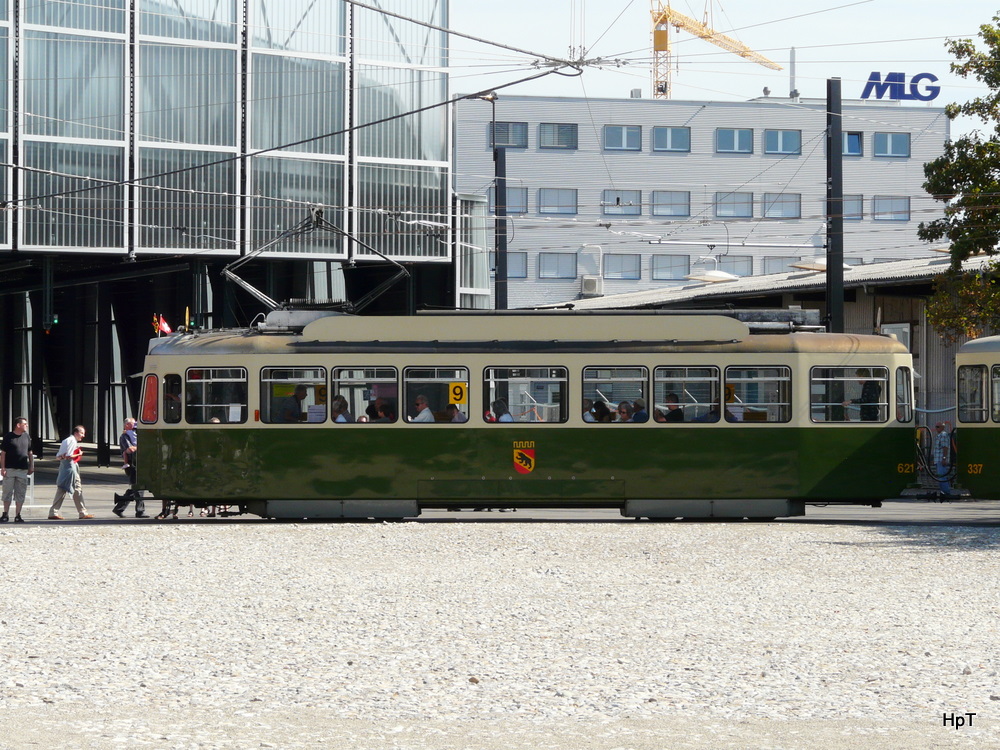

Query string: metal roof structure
[540,255,991,311]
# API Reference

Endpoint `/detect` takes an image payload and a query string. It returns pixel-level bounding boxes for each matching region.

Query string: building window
[604,254,641,280]
[872,196,910,221]
[763,256,799,274]
[538,188,577,215]
[539,123,578,149]
[508,251,527,278]
[488,186,528,214]
[764,129,800,155]
[261,367,327,423]
[651,255,689,280]
[484,367,568,423]
[720,255,753,276]
[602,189,641,215]
[763,193,801,219]
[651,190,690,217]
[843,194,863,221]
[538,252,577,279]
[604,125,641,151]
[843,131,863,156]
[651,126,690,152]
[716,128,752,153]
[873,132,910,157]
[490,121,527,148]
[714,191,752,218]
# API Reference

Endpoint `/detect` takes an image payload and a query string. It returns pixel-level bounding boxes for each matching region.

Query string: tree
[925,260,1000,342]
[919,15,1000,339]
[920,15,1000,262]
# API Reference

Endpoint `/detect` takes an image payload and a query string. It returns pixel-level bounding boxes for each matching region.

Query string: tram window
[991,365,1000,423]
[726,367,792,423]
[185,367,248,424]
[483,367,568,423]
[811,366,887,422]
[582,367,648,423]
[332,367,398,423]
[895,367,914,423]
[261,367,327,423]
[404,367,469,423]
[957,365,987,423]
[163,374,182,424]
[140,374,158,424]
[653,366,720,423]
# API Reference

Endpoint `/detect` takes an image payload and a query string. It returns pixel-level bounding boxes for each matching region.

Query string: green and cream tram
[952,336,1000,497]
[137,311,917,519]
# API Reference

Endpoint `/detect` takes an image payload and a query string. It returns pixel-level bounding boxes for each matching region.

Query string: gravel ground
[0,521,997,749]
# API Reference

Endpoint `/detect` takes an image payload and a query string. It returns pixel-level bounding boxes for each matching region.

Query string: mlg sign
[861,72,940,101]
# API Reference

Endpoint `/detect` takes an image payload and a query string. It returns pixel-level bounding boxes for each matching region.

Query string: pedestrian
[933,421,953,497]
[47,425,94,520]
[1,417,34,523]
[113,418,148,518]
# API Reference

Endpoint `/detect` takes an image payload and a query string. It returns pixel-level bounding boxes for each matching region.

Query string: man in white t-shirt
[412,395,435,422]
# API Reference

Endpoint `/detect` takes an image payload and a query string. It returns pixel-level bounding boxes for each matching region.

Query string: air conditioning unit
[581,275,604,298]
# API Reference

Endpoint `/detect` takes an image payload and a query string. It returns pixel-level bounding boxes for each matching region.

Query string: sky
[448,0,995,140]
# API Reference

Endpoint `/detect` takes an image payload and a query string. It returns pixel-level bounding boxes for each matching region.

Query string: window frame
[958,365,987,423]
[603,253,641,280]
[763,129,801,155]
[651,190,690,217]
[488,185,528,215]
[714,191,753,218]
[651,255,689,280]
[538,252,577,279]
[260,366,328,424]
[603,124,641,151]
[483,366,569,424]
[602,189,641,216]
[725,366,792,423]
[582,366,649,424]
[872,195,910,222]
[873,131,910,158]
[331,366,399,424]
[538,187,578,215]
[403,366,469,424]
[762,192,801,219]
[715,127,753,154]
[507,251,528,279]
[843,131,863,156]
[652,366,720,423]
[185,367,248,424]
[490,121,528,148]
[539,122,578,150]
[651,126,690,152]
[843,194,863,221]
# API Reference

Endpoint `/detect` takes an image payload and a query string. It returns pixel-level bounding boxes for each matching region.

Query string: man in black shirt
[1,417,34,523]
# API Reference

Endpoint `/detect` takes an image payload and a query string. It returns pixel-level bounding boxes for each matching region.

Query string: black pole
[826,77,844,333]
[494,144,508,310]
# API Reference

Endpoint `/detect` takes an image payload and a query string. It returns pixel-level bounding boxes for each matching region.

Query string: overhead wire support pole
[826,77,845,333]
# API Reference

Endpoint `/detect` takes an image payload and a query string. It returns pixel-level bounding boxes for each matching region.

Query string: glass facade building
[2,0,452,261]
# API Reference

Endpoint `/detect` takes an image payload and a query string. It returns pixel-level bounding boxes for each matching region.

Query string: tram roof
[146,313,908,356]
[959,335,1000,354]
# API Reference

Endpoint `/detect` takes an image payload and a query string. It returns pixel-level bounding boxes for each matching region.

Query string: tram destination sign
[861,72,940,101]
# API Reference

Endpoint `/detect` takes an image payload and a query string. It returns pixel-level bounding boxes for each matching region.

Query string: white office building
[453,94,949,309]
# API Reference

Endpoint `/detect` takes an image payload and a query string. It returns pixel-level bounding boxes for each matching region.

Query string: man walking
[48,425,94,520]
[113,418,147,518]
[1,417,34,523]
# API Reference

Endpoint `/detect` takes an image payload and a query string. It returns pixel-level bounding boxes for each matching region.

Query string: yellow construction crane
[651,1,782,99]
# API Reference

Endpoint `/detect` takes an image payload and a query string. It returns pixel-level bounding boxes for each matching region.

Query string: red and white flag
[158,315,172,335]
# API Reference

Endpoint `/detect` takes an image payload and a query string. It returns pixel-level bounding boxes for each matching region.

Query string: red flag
[158,315,172,335]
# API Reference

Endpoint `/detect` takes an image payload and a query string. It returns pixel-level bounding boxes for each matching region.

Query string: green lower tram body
[138,426,916,519]
[946,429,1000,499]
